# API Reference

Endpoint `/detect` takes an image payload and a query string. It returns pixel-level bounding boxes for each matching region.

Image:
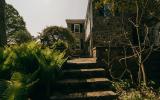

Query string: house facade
[66,19,86,55]
[84,0,132,57]
[66,0,160,57]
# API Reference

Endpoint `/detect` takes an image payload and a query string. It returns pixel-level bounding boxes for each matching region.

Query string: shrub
[52,40,68,52]
[0,72,39,100]
[0,41,67,99]
[113,80,160,100]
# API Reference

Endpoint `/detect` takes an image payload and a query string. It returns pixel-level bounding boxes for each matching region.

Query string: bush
[52,40,68,52]
[0,41,67,100]
[113,80,160,100]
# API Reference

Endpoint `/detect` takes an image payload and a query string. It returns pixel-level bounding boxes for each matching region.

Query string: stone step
[53,78,113,93]
[57,78,110,84]
[63,63,103,70]
[61,68,106,79]
[51,58,117,100]
[52,86,112,95]
[50,91,117,100]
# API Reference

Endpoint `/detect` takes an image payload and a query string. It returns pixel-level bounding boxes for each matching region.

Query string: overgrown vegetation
[113,80,160,100]
[0,42,67,100]
[94,0,160,98]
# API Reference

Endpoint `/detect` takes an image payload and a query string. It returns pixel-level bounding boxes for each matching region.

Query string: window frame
[74,24,80,33]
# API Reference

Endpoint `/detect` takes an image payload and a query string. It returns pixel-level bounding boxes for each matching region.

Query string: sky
[6,0,89,36]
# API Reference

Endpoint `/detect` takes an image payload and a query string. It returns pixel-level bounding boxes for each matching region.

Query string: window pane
[74,24,80,33]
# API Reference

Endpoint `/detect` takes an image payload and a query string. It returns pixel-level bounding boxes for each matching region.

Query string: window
[74,24,80,33]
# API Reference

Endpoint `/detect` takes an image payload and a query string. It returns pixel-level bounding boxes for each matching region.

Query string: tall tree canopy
[5,4,32,44]
[95,0,160,20]
[0,0,7,47]
[5,4,26,36]
[40,26,74,46]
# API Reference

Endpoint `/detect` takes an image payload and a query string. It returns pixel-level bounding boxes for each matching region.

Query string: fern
[0,41,67,99]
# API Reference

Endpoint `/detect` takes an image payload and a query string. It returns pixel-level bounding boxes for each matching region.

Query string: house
[66,0,132,57]
[84,0,132,57]
[66,0,160,58]
[85,0,160,56]
[66,19,86,56]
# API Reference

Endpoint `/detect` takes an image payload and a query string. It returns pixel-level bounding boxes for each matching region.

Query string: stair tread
[57,78,110,84]
[51,58,117,100]
[50,91,117,99]
[67,58,96,64]
[63,68,105,72]
[63,63,102,70]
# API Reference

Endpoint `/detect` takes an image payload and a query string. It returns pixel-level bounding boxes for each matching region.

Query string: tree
[97,0,160,86]
[40,26,74,46]
[0,0,7,47]
[9,29,32,44]
[119,0,160,86]
[5,4,32,44]
[5,4,26,36]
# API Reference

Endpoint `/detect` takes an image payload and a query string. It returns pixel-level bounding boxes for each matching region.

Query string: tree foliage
[5,4,32,44]
[40,26,74,46]
[5,4,26,36]
[9,30,32,44]
[95,0,160,20]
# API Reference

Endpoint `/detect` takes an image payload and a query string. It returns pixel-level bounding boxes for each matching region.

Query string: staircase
[50,58,117,100]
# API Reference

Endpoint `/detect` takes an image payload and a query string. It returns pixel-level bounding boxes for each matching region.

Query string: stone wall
[92,16,132,47]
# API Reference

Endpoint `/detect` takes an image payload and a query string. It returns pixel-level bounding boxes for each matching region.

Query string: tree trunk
[0,0,7,47]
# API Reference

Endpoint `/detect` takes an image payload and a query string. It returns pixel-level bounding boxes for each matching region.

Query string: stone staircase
[50,58,117,100]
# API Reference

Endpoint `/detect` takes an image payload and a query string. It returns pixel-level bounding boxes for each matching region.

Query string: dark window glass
[74,24,80,33]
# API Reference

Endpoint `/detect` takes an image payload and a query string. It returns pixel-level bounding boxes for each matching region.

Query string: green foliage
[40,26,74,46]
[5,4,32,44]
[0,72,39,100]
[119,87,158,100]
[5,4,26,36]
[0,42,67,99]
[52,40,68,52]
[113,80,131,93]
[95,0,160,19]
[9,30,32,44]
[113,80,160,100]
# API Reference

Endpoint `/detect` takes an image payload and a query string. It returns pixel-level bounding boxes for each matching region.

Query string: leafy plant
[0,72,39,100]
[40,26,74,46]
[52,40,68,51]
[113,80,160,100]
[0,41,67,99]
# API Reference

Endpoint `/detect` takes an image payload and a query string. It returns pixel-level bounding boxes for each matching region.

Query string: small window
[74,24,80,33]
